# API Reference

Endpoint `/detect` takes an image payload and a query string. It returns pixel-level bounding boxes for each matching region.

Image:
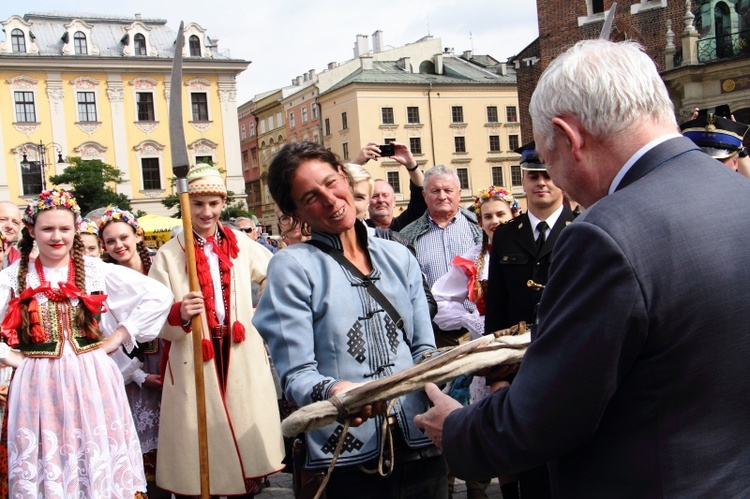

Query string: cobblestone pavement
[258,472,504,498]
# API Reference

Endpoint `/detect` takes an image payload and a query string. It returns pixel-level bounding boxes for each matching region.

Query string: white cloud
[0,1,538,103]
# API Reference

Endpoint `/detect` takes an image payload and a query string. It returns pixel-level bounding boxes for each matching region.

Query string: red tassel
[202,338,215,361]
[232,321,246,343]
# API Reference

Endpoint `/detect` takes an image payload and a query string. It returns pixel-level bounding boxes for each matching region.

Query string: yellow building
[319,49,523,207]
[0,13,248,214]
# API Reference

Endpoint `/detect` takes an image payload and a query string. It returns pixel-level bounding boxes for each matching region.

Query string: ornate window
[77,92,97,122]
[302,107,308,123]
[134,34,147,56]
[189,35,201,57]
[137,92,155,121]
[11,29,25,53]
[141,158,161,190]
[191,93,209,121]
[73,32,87,55]
[14,92,36,123]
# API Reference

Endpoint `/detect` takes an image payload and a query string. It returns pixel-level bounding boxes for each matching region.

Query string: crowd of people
[0,39,747,499]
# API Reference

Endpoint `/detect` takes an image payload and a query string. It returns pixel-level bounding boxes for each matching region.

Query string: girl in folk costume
[78,217,101,257]
[99,206,169,498]
[431,186,519,402]
[148,164,284,497]
[0,188,174,498]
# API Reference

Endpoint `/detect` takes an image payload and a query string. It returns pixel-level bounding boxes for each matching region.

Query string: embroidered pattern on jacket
[322,425,364,455]
[311,379,333,402]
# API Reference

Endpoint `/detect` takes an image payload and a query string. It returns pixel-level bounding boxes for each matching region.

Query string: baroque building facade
[0,12,248,214]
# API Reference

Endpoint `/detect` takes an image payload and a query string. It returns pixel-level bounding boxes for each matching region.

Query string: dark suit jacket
[484,207,576,334]
[443,137,750,497]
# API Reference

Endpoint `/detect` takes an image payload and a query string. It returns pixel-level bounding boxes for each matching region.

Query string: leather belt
[210,325,228,338]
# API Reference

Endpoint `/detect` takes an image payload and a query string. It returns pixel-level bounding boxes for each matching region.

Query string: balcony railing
[697,30,750,63]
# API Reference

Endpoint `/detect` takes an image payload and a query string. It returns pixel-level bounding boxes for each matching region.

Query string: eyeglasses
[239,227,257,233]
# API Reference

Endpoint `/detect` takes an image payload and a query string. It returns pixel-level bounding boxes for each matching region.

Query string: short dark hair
[268,141,353,214]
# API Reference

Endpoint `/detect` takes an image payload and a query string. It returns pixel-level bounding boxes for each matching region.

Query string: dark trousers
[325,454,448,499]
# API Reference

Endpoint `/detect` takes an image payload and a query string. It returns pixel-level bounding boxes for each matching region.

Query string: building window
[249,122,255,136]
[313,134,319,144]
[74,32,87,55]
[141,158,161,190]
[491,166,504,186]
[259,120,266,134]
[341,112,348,130]
[508,134,520,151]
[511,165,522,187]
[241,124,246,140]
[134,34,147,56]
[381,107,394,124]
[451,106,464,123]
[311,104,317,119]
[489,135,501,152]
[14,91,36,123]
[342,142,349,160]
[454,136,466,153]
[407,106,420,124]
[21,160,43,196]
[591,0,605,14]
[196,155,212,164]
[409,137,422,155]
[276,112,283,127]
[191,93,209,121]
[487,106,499,123]
[189,35,201,57]
[324,118,331,136]
[506,106,518,123]
[242,151,249,171]
[136,92,155,121]
[11,29,25,53]
[386,171,401,194]
[456,168,469,190]
[289,112,295,129]
[302,107,308,123]
[77,92,97,122]
[268,115,274,130]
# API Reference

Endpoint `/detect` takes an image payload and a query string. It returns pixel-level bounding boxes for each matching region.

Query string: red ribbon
[1,283,51,332]
[57,282,108,315]
[451,255,479,303]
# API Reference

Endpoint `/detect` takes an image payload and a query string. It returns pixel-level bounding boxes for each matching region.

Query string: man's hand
[353,142,381,165]
[180,291,205,322]
[330,381,387,427]
[413,383,463,449]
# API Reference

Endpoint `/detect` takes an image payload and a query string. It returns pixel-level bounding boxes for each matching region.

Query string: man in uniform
[680,111,750,172]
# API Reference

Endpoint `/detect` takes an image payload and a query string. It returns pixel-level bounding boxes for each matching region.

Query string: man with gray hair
[415,40,750,496]
[0,201,22,267]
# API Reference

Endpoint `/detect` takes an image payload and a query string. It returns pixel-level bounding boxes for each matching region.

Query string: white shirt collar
[527,204,564,237]
[608,133,682,194]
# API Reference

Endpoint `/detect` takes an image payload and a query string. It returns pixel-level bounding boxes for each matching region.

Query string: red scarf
[191,225,246,360]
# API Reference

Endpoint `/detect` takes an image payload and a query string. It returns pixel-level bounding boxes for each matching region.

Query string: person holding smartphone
[354,142,427,231]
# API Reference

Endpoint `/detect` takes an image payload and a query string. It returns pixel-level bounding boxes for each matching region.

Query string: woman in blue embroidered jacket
[253,142,447,499]
[0,189,173,498]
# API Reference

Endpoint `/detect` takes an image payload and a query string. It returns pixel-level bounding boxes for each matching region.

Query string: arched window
[189,35,201,57]
[134,33,147,56]
[11,29,26,53]
[74,31,87,55]
[715,1,733,58]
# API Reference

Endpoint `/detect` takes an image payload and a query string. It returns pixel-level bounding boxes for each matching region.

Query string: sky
[1,1,539,104]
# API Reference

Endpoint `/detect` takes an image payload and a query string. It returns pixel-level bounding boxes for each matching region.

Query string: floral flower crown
[471,186,520,216]
[23,188,82,227]
[98,206,141,235]
[78,217,99,236]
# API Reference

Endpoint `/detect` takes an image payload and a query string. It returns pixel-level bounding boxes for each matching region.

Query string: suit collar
[615,136,701,192]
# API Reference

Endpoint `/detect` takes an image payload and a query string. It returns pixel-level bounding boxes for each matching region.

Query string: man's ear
[552,116,585,162]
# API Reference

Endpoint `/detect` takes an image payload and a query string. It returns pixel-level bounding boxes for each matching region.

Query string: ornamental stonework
[107,87,124,103]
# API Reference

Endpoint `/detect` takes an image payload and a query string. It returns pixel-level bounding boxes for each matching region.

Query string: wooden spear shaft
[176,179,211,498]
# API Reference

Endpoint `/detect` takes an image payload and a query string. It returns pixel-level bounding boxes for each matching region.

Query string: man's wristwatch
[406,163,419,172]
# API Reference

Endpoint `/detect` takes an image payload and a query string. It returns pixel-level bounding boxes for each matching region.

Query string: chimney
[135,13,142,20]
[372,30,384,53]
[434,53,444,75]
[353,34,369,58]
[303,73,309,82]
[308,69,316,81]
[296,76,304,85]
[328,61,337,69]
[360,54,374,70]
[499,63,507,76]
[397,56,412,73]
[462,50,473,60]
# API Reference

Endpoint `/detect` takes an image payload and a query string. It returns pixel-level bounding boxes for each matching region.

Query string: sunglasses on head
[239,227,257,233]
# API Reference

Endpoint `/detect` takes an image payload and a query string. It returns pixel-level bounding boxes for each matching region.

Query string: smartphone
[379,144,395,157]
[697,104,731,118]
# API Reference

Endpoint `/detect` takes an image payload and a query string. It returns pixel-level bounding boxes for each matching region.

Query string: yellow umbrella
[138,213,182,248]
